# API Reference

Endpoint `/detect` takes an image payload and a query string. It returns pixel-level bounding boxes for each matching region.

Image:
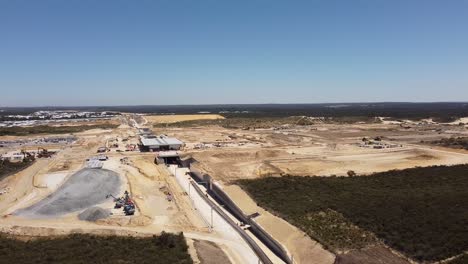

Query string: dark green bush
[0,232,192,264]
[238,165,468,262]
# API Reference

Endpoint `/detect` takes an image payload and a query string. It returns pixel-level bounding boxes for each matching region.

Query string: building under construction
[139,135,184,152]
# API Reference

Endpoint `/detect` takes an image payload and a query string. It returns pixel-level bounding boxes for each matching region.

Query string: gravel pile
[15,168,120,218]
[78,207,111,222]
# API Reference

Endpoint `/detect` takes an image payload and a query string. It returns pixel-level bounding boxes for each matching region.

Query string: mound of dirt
[78,207,111,222]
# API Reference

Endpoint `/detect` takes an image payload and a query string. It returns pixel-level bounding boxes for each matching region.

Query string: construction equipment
[106,190,135,215]
[106,194,124,208]
[37,148,54,158]
[20,149,35,161]
[122,190,135,215]
[123,201,135,215]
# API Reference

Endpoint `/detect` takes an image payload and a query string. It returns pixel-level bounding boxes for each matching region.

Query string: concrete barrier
[168,165,266,264]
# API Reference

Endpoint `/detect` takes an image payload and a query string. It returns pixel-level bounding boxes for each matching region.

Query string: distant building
[140,135,184,152]
[0,151,24,162]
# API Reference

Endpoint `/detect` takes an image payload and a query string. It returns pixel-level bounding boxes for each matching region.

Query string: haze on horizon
[1,0,467,107]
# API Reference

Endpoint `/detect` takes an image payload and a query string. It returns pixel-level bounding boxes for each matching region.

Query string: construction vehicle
[123,201,135,215]
[37,148,54,158]
[122,190,135,215]
[20,149,35,161]
[106,190,135,215]
[106,194,125,208]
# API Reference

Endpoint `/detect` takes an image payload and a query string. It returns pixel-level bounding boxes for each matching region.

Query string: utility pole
[211,207,214,229]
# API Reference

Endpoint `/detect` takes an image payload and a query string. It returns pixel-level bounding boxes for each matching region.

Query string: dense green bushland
[238,165,468,262]
[0,158,35,180]
[0,232,192,264]
[0,123,118,136]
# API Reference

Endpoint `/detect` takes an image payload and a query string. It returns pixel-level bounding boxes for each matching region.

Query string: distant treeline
[0,124,118,136]
[2,102,468,119]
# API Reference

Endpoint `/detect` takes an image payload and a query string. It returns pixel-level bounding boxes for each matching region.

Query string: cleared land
[0,232,192,264]
[194,240,232,264]
[1,111,468,264]
[238,165,468,262]
[146,114,224,124]
[0,123,118,136]
[15,168,120,217]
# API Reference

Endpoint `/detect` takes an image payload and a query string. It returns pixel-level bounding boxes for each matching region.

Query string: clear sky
[1,0,467,106]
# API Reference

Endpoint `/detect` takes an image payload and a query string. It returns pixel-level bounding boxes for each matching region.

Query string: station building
[139,135,184,152]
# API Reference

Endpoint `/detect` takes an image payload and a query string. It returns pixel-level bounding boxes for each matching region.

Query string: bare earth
[194,240,232,264]
[1,115,467,264]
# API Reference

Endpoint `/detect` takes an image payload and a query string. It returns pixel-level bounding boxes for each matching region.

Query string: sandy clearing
[38,172,68,190]
[145,114,225,124]
[194,239,232,264]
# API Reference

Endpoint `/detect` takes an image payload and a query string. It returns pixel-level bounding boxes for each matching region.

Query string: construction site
[0,113,467,264]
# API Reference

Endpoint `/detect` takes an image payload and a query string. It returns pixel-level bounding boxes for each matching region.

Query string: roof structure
[157,151,180,158]
[140,136,183,147]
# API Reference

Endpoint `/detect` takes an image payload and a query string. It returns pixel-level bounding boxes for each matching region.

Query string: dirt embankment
[223,184,336,264]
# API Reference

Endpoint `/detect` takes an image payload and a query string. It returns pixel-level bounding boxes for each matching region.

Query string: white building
[140,135,184,151]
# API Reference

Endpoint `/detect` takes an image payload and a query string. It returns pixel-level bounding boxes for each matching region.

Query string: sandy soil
[2,115,467,263]
[183,123,468,181]
[145,114,225,124]
[194,240,232,264]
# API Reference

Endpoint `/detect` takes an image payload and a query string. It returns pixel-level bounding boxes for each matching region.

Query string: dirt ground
[1,115,467,264]
[194,240,232,264]
[175,123,468,182]
[150,118,468,263]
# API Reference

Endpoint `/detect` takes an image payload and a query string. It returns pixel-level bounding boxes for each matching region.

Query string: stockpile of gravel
[78,207,111,222]
[15,168,120,217]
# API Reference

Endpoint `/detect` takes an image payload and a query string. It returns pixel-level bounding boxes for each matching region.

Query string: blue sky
[0,0,467,106]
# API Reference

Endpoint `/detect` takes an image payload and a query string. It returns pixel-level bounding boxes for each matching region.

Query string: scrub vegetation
[424,137,468,150]
[153,116,378,129]
[0,232,192,264]
[0,158,35,180]
[238,165,468,262]
[0,123,118,136]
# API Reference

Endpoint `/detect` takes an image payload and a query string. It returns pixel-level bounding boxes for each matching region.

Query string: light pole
[210,207,214,230]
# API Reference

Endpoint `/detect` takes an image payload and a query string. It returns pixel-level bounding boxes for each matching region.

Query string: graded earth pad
[15,168,120,218]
